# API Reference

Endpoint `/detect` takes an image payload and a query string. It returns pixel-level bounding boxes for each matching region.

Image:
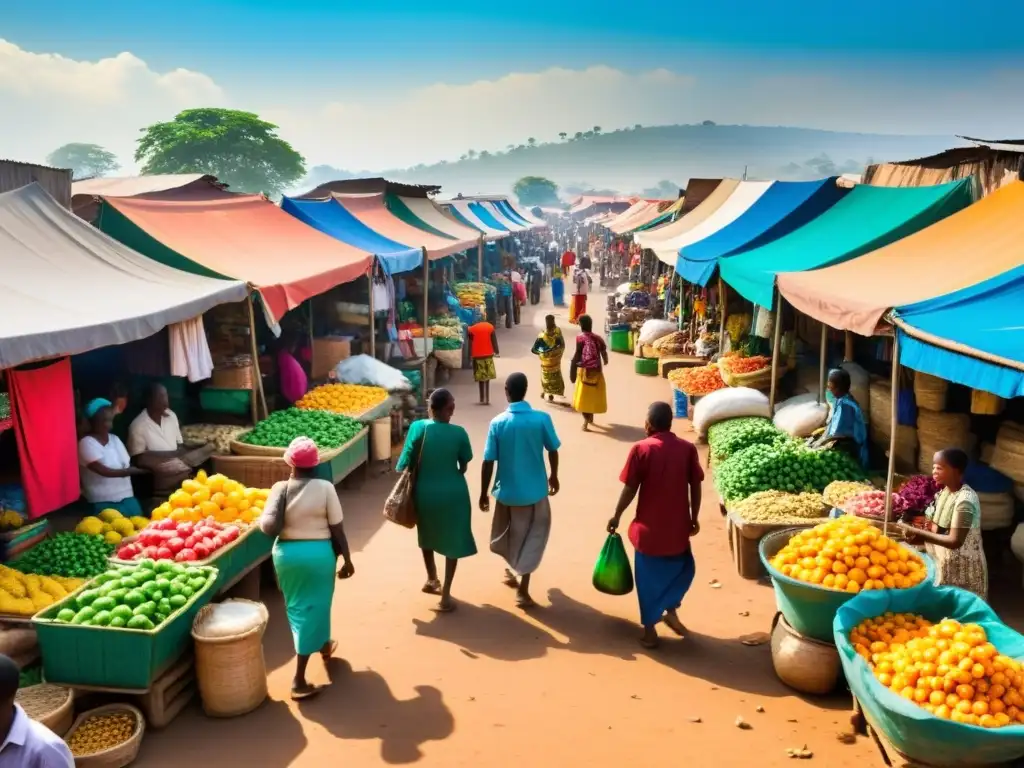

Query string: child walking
[466,320,499,404]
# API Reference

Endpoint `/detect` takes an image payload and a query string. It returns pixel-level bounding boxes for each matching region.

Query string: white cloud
[0,39,224,168]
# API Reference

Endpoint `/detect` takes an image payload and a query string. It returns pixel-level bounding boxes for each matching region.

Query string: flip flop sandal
[432,600,456,613]
[422,580,442,595]
[291,684,326,701]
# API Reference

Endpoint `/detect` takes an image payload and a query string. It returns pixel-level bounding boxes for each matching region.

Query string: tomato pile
[719,355,771,375]
[668,364,727,396]
[115,518,242,563]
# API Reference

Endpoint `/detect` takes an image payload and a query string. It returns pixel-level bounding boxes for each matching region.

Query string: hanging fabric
[169,316,215,382]
[7,358,80,518]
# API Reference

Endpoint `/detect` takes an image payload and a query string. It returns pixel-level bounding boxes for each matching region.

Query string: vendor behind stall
[79,398,148,517]
[808,368,868,467]
[902,448,988,600]
[127,383,214,496]
[278,333,309,405]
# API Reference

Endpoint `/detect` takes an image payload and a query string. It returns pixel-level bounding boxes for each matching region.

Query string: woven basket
[192,600,269,717]
[229,439,345,463]
[212,365,254,391]
[971,389,1005,416]
[978,491,1015,531]
[211,455,292,488]
[868,381,891,443]
[990,422,1024,484]
[432,348,462,370]
[64,704,145,768]
[913,372,948,412]
[16,683,74,736]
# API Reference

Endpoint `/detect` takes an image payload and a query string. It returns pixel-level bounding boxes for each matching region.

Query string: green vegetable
[10,532,115,578]
[18,663,42,688]
[55,608,75,623]
[239,408,362,450]
[707,417,787,463]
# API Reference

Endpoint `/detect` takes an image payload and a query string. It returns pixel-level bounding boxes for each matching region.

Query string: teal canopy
[719,179,974,308]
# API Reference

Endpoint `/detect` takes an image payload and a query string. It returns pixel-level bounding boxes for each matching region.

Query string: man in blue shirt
[480,372,561,609]
[0,654,74,767]
[811,368,869,467]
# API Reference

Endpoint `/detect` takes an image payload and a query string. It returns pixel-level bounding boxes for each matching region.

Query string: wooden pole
[477,235,484,281]
[818,323,828,404]
[421,247,429,402]
[718,275,727,353]
[246,294,268,422]
[677,273,684,331]
[367,267,376,360]
[844,331,854,362]
[769,290,784,413]
[883,334,900,536]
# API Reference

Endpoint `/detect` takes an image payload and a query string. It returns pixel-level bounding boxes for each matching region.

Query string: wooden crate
[727,511,822,580]
[134,653,196,729]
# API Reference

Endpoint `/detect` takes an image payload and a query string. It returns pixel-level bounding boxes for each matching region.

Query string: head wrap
[84,398,113,419]
[283,436,319,469]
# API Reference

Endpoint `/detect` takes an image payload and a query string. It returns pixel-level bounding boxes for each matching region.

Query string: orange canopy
[332,193,476,260]
[777,180,1024,336]
[100,194,372,323]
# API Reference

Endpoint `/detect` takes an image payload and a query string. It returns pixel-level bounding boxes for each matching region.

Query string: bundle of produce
[848,613,1024,727]
[823,480,874,509]
[181,424,248,456]
[428,324,462,341]
[453,282,492,309]
[917,411,973,474]
[428,314,461,329]
[151,470,268,525]
[843,489,908,521]
[74,508,148,546]
[719,355,771,375]
[717,354,774,388]
[669,365,726,397]
[51,560,216,629]
[239,408,363,450]
[432,336,463,351]
[0,566,85,615]
[990,422,1024,484]
[769,516,927,592]
[725,313,752,344]
[732,490,828,523]
[899,474,941,514]
[296,383,388,417]
[652,331,688,355]
[707,417,784,462]
[116,517,242,563]
[715,439,867,502]
[11,533,114,579]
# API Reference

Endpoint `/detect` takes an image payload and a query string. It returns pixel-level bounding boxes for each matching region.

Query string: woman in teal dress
[397,388,475,612]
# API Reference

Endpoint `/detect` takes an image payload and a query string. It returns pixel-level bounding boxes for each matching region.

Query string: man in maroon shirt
[608,401,703,648]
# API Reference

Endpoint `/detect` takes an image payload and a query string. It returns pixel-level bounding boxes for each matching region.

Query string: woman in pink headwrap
[260,436,354,699]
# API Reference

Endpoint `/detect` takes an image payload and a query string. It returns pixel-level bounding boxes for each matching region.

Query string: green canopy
[384,193,454,239]
[719,179,974,308]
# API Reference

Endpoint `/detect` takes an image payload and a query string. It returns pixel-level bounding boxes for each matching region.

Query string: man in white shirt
[0,654,74,767]
[570,267,592,325]
[128,383,213,495]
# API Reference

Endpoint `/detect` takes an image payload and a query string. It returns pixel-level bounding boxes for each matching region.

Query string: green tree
[135,108,306,196]
[46,143,120,180]
[558,132,568,141]
[512,176,560,207]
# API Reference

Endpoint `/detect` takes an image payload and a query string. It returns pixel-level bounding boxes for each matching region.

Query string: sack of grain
[990,422,1024,484]
[978,491,1015,531]
[914,371,948,412]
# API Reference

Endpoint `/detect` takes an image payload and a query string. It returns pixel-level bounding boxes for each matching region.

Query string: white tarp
[604,201,651,233]
[0,183,249,368]
[398,196,489,242]
[647,181,775,266]
[635,179,741,252]
[441,200,508,239]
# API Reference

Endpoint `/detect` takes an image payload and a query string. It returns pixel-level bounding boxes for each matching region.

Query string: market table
[215,427,370,488]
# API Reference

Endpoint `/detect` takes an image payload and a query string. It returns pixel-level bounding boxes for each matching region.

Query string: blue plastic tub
[551,278,565,306]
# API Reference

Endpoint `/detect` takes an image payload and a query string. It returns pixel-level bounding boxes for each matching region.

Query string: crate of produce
[199,387,251,416]
[758,520,934,643]
[33,564,218,691]
[726,509,821,580]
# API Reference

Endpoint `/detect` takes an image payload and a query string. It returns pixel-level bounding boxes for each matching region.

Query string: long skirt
[273,539,336,655]
[635,549,696,627]
[572,368,607,415]
[473,356,497,382]
[569,294,587,324]
[489,498,551,576]
[540,360,565,396]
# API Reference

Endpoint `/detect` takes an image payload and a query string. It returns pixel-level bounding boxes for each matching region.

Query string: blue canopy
[676,178,848,286]
[495,200,530,226]
[468,202,510,232]
[894,264,1024,399]
[281,196,423,274]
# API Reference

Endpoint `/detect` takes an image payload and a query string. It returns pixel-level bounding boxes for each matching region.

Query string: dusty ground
[136,292,921,767]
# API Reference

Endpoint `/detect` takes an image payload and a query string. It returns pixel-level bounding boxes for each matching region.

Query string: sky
[1,1,1021,173]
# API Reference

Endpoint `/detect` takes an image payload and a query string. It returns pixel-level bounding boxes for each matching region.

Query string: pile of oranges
[151,470,269,526]
[296,383,387,417]
[770,516,928,593]
[851,613,1024,728]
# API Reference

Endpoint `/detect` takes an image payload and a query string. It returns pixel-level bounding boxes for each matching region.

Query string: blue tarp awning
[495,200,530,226]
[281,196,423,274]
[894,264,1024,399]
[468,202,510,232]
[676,178,848,286]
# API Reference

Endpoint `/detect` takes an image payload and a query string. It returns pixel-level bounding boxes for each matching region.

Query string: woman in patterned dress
[901,448,988,600]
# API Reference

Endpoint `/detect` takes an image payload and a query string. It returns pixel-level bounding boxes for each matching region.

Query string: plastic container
[550,278,565,306]
[609,329,630,354]
[199,388,251,416]
[32,566,218,691]
[758,528,934,643]
[634,357,658,376]
[673,387,687,418]
[371,417,391,461]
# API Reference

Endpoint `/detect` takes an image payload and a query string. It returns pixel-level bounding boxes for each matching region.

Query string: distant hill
[295,123,961,199]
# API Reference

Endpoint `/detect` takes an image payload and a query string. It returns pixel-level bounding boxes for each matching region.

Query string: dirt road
[137,291,879,767]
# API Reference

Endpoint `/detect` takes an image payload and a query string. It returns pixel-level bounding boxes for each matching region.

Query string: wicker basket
[16,683,74,736]
[971,389,1005,416]
[211,365,254,390]
[211,455,292,488]
[913,372,948,412]
[192,600,269,717]
[64,704,145,768]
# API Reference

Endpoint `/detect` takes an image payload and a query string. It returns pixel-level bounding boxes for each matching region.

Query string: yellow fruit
[111,519,135,537]
[104,531,122,545]
[181,479,201,494]
[98,508,123,523]
[191,487,211,504]
[74,517,105,536]
[195,468,208,484]
[169,490,192,508]
[130,516,150,531]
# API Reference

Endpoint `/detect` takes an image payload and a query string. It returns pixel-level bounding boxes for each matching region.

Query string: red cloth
[467,322,495,358]
[561,250,576,269]
[619,432,704,556]
[7,359,80,518]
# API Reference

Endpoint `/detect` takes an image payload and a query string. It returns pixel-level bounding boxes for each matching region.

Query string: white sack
[335,354,413,392]
[692,387,771,438]
[774,395,830,437]
[638,319,678,345]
